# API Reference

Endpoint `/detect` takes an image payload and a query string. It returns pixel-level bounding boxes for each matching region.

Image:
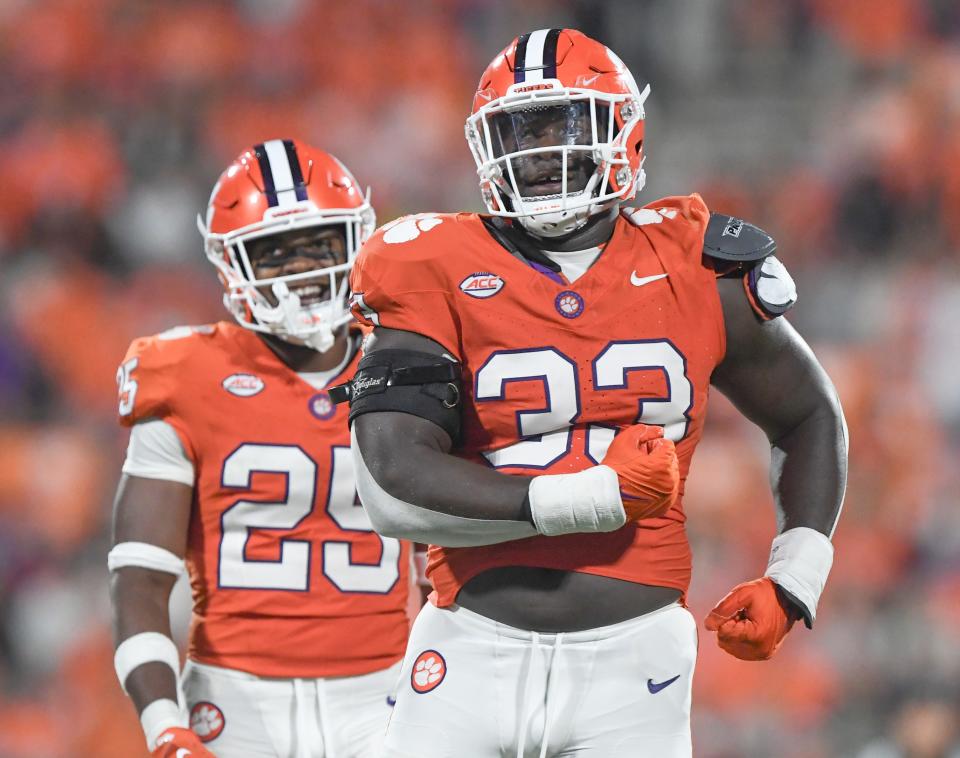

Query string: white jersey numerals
[593,340,691,441]
[475,341,691,468]
[219,444,315,591]
[117,357,139,417]
[476,349,579,468]
[219,443,400,593]
[323,446,401,593]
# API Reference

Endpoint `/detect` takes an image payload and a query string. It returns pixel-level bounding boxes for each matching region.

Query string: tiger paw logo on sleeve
[383,214,444,244]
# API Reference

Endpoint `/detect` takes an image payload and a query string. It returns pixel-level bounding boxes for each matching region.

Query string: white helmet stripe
[263,139,299,208]
[522,28,550,83]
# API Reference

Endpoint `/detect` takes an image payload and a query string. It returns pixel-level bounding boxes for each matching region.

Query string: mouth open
[519,161,593,198]
[527,173,565,196]
[291,283,329,306]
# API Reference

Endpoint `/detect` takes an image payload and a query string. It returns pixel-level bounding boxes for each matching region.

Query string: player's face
[245,226,347,306]
[490,102,606,198]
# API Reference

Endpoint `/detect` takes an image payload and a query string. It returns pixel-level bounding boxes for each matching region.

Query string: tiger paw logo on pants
[411,650,446,693]
[190,701,225,742]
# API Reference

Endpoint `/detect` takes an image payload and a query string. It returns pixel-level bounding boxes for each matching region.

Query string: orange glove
[152,727,216,757]
[601,424,680,520]
[704,577,799,661]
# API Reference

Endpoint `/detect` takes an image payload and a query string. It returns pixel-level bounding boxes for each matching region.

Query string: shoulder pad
[703,213,776,262]
[746,255,797,319]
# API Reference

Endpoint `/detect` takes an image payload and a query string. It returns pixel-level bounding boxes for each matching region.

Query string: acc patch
[190,701,225,743]
[747,255,797,319]
[222,373,265,397]
[411,650,446,694]
[459,272,504,299]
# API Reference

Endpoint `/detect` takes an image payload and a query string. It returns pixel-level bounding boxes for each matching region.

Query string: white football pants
[181,658,402,758]
[380,602,697,758]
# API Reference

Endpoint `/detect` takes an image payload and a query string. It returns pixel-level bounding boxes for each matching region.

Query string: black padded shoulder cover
[703,212,776,262]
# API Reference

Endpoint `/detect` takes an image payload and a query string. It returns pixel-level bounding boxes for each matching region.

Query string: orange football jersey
[350,196,724,606]
[116,322,410,677]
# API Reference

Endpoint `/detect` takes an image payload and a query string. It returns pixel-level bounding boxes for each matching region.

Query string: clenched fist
[704,577,799,661]
[602,424,680,520]
[152,727,216,757]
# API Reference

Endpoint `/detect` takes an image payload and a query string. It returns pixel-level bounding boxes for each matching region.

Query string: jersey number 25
[218,444,401,594]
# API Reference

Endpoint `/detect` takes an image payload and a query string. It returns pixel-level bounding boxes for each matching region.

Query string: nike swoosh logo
[581,73,601,86]
[630,272,668,287]
[176,750,192,758]
[647,675,681,694]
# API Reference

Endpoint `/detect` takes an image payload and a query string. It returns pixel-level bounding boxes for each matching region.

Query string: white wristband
[114,631,181,694]
[764,526,834,625]
[140,698,186,750]
[108,541,185,576]
[528,465,626,536]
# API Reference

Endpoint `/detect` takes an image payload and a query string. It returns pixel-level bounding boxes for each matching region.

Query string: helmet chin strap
[519,206,620,249]
[302,325,335,353]
[517,206,592,237]
[254,281,337,353]
[272,280,303,328]
[513,171,605,238]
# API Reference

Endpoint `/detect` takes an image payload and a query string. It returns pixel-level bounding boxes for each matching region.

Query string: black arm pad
[330,349,462,444]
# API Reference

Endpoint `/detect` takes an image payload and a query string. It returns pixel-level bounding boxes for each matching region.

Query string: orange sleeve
[349,216,462,359]
[642,193,710,255]
[646,192,709,224]
[116,333,197,460]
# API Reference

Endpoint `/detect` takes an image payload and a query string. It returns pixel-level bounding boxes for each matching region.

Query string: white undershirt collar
[297,339,356,390]
[541,246,602,283]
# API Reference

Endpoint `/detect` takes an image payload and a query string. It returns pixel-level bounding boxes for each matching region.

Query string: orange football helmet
[197,139,375,351]
[466,29,650,237]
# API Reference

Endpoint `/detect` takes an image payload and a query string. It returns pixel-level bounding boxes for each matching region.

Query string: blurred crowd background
[1,0,959,755]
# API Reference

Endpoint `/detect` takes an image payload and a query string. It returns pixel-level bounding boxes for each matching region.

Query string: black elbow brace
[329,349,462,443]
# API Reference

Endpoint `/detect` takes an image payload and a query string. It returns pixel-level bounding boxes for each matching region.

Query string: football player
[342,29,847,757]
[109,140,413,757]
